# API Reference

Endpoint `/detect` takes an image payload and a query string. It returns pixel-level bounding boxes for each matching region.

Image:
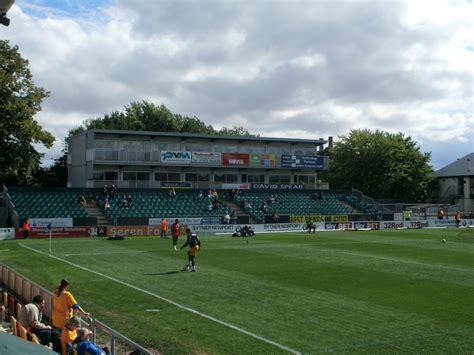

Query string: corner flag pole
[47,223,52,254]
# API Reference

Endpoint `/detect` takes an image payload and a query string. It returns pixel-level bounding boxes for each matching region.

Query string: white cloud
[4,0,473,169]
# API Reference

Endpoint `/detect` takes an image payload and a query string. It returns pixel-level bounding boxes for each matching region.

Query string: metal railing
[0,263,152,355]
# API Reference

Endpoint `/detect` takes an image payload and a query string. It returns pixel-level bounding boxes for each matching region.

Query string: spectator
[59,317,80,355]
[127,194,133,207]
[223,212,231,224]
[437,207,444,220]
[160,218,168,238]
[168,188,176,197]
[19,295,57,346]
[78,195,86,206]
[197,190,203,199]
[272,211,280,223]
[207,202,213,212]
[230,211,237,224]
[102,185,108,198]
[74,328,109,355]
[22,219,31,239]
[455,210,461,227]
[109,184,116,199]
[260,201,267,213]
[121,195,129,209]
[171,219,180,251]
[103,198,110,211]
[306,220,316,233]
[52,279,90,329]
[404,209,411,221]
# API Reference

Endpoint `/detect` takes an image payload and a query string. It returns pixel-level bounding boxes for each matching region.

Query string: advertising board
[222,153,249,166]
[281,155,325,168]
[160,151,192,164]
[192,152,221,165]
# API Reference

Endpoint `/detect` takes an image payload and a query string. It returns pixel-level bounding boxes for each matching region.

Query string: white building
[68,129,330,189]
[435,152,474,213]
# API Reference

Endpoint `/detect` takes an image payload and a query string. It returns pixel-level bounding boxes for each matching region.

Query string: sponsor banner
[290,215,348,223]
[281,155,325,169]
[15,227,91,239]
[29,218,73,228]
[160,181,192,189]
[149,217,202,226]
[201,216,222,225]
[250,154,277,168]
[161,150,192,164]
[251,183,304,190]
[192,152,221,165]
[221,183,250,190]
[262,223,304,231]
[189,224,238,233]
[108,224,188,237]
[87,226,107,237]
[222,153,249,166]
[353,221,381,230]
[325,222,354,230]
[0,228,15,240]
[430,219,458,227]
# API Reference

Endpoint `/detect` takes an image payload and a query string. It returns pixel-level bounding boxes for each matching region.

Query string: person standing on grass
[181,228,201,272]
[22,219,31,239]
[160,218,168,238]
[171,219,180,251]
[455,210,461,227]
[52,279,90,329]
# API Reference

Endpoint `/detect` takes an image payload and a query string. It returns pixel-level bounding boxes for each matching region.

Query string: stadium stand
[7,187,385,225]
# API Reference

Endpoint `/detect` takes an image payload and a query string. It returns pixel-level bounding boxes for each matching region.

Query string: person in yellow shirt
[52,279,90,329]
[59,317,80,355]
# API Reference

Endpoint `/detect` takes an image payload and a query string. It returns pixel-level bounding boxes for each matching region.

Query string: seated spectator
[109,184,116,199]
[74,328,109,355]
[207,202,213,212]
[197,190,203,199]
[169,188,176,197]
[19,295,57,346]
[121,195,129,209]
[103,198,110,211]
[260,201,268,213]
[59,317,80,354]
[78,195,86,206]
[272,211,280,223]
[223,212,231,224]
[127,194,133,206]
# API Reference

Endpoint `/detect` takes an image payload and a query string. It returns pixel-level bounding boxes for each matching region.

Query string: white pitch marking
[65,250,147,257]
[20,244,300,355]
[145,309,161,312]
[0,249,10,252]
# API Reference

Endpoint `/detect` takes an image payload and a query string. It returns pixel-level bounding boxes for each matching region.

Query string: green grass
[1,228,474,354]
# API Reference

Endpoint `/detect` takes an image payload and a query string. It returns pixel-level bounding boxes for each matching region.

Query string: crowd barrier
[0,263,152,355]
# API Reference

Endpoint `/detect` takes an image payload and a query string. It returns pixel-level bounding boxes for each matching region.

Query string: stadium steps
[84,204,109,225]
[226,201,257,223]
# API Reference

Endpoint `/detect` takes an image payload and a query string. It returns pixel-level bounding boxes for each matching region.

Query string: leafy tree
[0,40,54,185]
[326,129,433,202]
[66,101,255,143]
[32,154,67,187]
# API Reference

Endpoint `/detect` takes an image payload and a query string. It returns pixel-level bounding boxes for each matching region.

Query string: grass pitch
[1,228,473,354]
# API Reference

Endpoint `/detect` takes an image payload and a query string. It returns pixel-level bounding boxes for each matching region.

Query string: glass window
[137,172,150,181]
[214,173,224,182]
[104,172,118,180]
[248,174,265,183]
[169,172,181,181]
[240,146,264,154]
[185,173,197,182]
[269,175,280,183]
[241,174,247,183]
[122,141,151,151]
[213,144,238,153]
[94,140,117,149]
[123,172,136,181]
[155,172,167,181]
[184,143,211,152]
[198,173,210,182]
[93,171,104,180]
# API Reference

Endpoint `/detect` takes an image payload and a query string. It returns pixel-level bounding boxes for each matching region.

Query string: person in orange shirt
[160,218,168,239]
[52,279,90,329]
[22,219,31,239]
[59,317,80,355]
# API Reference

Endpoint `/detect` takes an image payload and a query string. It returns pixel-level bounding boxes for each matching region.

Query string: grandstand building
[67,129,331,189]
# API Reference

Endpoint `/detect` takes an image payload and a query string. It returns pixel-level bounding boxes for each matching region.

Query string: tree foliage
[0,40,54,185]
[325,129,433,202]
[66,101,256,146]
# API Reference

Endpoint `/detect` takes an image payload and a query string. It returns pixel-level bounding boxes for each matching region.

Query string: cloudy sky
[3,0,473,170]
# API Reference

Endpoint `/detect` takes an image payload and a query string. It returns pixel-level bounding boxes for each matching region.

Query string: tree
[326,129,433,202]
[66,101,255,142]
[0,40,54,185]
